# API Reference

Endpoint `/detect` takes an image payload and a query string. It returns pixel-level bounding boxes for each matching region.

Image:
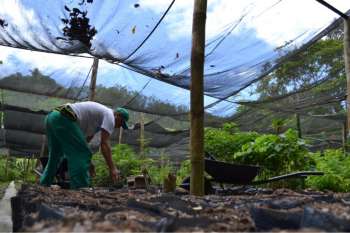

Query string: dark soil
[11,184,350,232]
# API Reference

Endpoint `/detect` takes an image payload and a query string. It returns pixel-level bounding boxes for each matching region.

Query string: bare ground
[11,184,350,232]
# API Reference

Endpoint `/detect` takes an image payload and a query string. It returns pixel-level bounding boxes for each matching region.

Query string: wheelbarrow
[180,153,323,194]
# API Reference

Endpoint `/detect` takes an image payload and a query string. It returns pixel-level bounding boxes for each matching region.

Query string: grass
[0,182,9,199]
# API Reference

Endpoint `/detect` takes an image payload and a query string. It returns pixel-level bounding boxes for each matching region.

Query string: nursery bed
[11,184,350,232]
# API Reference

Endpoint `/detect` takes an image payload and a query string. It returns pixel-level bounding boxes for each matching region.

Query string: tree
[232,25,346,144]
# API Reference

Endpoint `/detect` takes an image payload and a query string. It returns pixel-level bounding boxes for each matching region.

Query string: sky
[0,0,348,115]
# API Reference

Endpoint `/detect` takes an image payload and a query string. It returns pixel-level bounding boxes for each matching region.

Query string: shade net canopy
[0,0,349,157]
[0,104,190,159]
[0,0,348,115]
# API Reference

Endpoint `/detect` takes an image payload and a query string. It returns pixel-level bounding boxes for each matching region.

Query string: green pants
[40,111,92,189]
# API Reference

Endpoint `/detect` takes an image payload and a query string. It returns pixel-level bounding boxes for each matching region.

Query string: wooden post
[140,113,145,159]
[342,121,348,152]
[89,58,99,101]
[118,128,123,144]
[345,18,350,139]
[138,113,150,189]
[25,157,30,182]
[5,154,9,178]
[190,0,207,196]
[296,113,302,138]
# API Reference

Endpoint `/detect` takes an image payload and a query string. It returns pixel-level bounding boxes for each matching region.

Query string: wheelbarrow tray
[205,158,323,185]
[205,159,260,185]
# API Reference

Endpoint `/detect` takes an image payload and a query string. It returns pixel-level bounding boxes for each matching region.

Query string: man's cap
[115,107,129,129]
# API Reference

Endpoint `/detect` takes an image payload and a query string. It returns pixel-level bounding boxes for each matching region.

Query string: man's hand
[100,129,120,183]
[110,168,121,183]
[89,163,96,177]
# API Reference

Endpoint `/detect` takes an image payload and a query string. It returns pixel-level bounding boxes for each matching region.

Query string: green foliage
[0,157,19,182]
[92,144,178,187]
[222,122,238,133]
[258,39,344,99]
[204,123,259,162]
[234,129,311,178]
[271,118,286,134]
[176,159,191,185]
[0,156,37,183]
[92,144,154,186]
[148,154,174,185]
[306,149,350,192]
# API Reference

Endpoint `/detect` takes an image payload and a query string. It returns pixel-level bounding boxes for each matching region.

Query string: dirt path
[0,181,17,233]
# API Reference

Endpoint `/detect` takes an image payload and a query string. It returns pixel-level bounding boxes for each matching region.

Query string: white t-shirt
[69,101,115,137]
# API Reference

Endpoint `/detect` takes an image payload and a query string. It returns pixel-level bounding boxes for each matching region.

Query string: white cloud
[2,0,347,69]
[141,0,349,46]
[0,1,38,30]
[0,46,119,79]
[0,46,89,71]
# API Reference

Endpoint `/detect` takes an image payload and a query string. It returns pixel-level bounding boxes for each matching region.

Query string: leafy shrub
[234,129,312,178]
[204,123,259,162]
[306,149,350,192]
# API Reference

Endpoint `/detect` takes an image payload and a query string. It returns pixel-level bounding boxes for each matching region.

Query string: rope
[74,61,94,100]
[123,0,176,61]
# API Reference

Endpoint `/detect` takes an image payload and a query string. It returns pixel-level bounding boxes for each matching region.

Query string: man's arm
[100,129,120,182]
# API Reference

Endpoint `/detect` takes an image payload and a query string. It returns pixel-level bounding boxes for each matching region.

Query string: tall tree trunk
[190,0,207,196]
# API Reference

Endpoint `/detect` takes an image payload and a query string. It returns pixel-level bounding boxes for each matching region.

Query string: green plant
[15,158,37,183]
[0,156,37,183]
[222,122,238,134]
[306,149,350,192]
[176,159,191,185]
[92,144,154,186]
[204,124,258,162]
[148,153,174,185]
[0,157,19,182]
[234,129,311,180]
[271,118,286,134]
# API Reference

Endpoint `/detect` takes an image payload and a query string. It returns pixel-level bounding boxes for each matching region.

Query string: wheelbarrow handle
[251,171,324,185]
